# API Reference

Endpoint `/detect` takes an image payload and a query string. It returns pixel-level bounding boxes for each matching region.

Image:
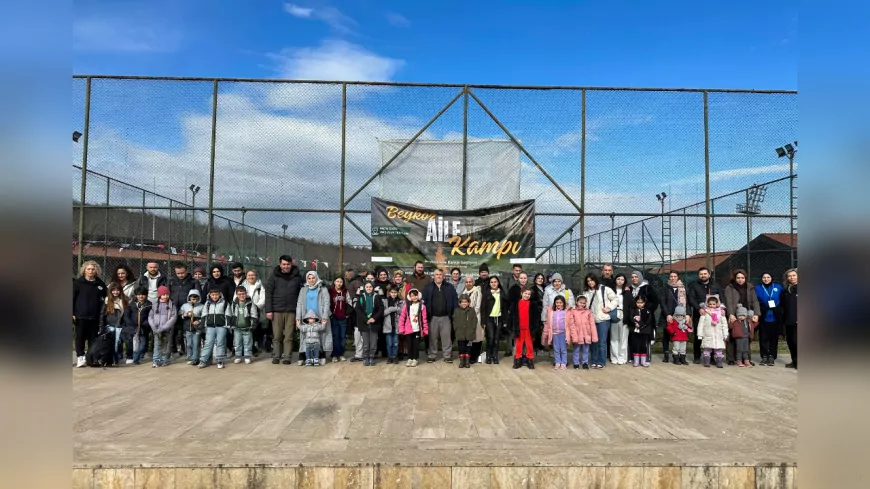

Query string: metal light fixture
[73,131,82,142]
[776,141,798,158]
[655,192,667,201]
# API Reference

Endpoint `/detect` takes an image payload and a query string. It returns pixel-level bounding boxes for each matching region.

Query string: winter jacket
[688,280,723,320]
[530,285,545,327]
[406,273,432,295]
[780,284,798,326]
[628,306,656,336]
[453,306,478,342]
[510,299,535,338]
[99,300,125,329]
[661,281,687,318]
[73,276,107,320]
[202,296,229,328]
[382,297,403,334]
[724,283,761,320]
[566,308,597,345]
[583,285,619,323]
[179,302,205,333]
[121,300,152,335]
[148,300,177,333]
[264,265,303,314]
[541,285,575,321]
[613,285,633,324]
[755,282,784,324]
[422,281,458,320]
[226,298,260,330]
[398,302,429,336]
[629,282,659,314]
[328,287,351,320]
[354,283,385,302]
[697,311,729,350]
[169,274,196,313]
[137,272,168,302]
[459,285,484,342]
[120,282,136,301]
[296,274,331,323]
[481,287,509,320]
[242,280,266,312]
[355,293,385,332]
[666,317,694,342]
[300,321,326,345]
[206,269,235,304]
[728,317,757,340]
[542,308,570,346]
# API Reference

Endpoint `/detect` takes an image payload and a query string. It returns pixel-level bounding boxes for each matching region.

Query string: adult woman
[295,271,333,365]
[243,270,267,354]
[328,277,351,362]
[610,273,632,364]
[754,272,784,366]
[780,269,798,369]
[73,261,107,367]
[113,264,137,300]
[659,271,687,363]
[582,273,618,369]
[531,273,546,356]
[724,269,761,365]
[481,276,508,364]
[461,275,484,363]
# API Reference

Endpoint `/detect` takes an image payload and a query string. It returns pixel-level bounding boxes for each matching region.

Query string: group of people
[72,257,798,371]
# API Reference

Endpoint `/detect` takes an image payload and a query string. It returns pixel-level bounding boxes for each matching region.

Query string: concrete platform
[72,354,797,488]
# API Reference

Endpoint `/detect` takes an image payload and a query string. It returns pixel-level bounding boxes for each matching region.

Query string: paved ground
[73,353,796,467]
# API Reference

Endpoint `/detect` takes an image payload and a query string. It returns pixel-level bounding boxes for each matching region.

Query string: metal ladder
[661,214,672,267]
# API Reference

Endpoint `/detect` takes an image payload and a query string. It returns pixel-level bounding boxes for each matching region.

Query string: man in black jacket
[687,267,724,364]
[422,269,458,363]
[168,262,195,357]
[600,264,616,291]
[265,255,303,365]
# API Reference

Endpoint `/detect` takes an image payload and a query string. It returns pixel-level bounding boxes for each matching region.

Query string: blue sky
[72,0,798,262]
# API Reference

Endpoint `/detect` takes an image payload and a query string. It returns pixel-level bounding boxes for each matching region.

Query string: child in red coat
[512,288,536,370]
[665,305,693,366]
[566,296,597,370]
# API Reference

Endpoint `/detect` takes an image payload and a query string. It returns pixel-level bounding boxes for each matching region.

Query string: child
[100,282,127,365]
[382,287,403,364]
[697,296,729,368]
[148,285,177,367]
[454,294,478,369]
[566,296,597,370]
[665,305,693,366]
[179,289,205,365]
[121,287,152,365]
[629,296,655,367]
[398,288,429,367]
[355,281,384,366]
[198,286,229,369]
[300,310,325,366]
[511,288,536,370]
[228,286,259,365]
[729,305,757,367]
[542,295,569,370]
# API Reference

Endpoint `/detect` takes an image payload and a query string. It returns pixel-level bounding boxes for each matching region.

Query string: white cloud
[386,12,410,27]
[554,112,653,150]
[73,18,179,52]
[283,3,358,34]
[269,40,404,82]
[665,163,795,188]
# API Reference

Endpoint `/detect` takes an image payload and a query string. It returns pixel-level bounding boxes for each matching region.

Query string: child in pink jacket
[567,296,597,370]
[397,288,429,367]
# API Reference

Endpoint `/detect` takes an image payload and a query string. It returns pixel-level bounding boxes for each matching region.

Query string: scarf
[631,270,648,298]
[732,281,748,307]
[362,281,375,317]
[671,279,687,308]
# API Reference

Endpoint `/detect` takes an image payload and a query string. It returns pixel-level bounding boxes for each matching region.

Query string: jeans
[592,321,609,366]
[185,331,201,362]
[385,332,398,358]
[330,318,347,358]
[552,333,567,365]
[305,343,321,363]
[572,343,589,366]
[123,330,148,363]
[200,326,228,364]
[234,329,254,358]
[152,330,171,364]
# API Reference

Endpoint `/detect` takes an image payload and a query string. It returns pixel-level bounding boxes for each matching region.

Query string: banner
[371,197,535,269]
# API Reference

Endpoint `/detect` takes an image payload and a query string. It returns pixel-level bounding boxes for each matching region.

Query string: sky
[72,0,798,265]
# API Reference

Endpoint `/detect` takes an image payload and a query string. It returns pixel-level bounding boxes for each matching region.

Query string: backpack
[86,326,116,368]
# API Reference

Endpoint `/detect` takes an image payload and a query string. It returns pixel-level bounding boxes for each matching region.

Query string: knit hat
[157,285,170,297]
[193,266,206,275]
[674,305,686,316]
[303,309,319,321]
[459,294,471,304]
[736,304,748,317]
[478,263,489,273]
[551,272,563,282]
[187,289,201,299]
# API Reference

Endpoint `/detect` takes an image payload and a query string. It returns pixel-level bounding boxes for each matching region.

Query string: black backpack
[86,326,116,368]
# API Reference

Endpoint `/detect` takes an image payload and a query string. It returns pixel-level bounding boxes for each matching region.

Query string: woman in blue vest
[754,272,783,366]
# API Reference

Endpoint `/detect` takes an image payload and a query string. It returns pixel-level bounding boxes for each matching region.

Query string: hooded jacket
[728,315,757,340]
[300,310,326,345]
[296,309,334,353]
[99,298,126,330]
[121,299,152,334]
[202,295,229,328]
[148,300,177,334]
[206,265,235,303]
[666,316,694,342]
[73,275,107,320]
[355,289,385,332]
[328,285,351,320]
[179,290,205,333]
[583,284,619,323]
[295,271,331,321]
[227,297,260,330]
[566,307,597,345]
[541,283,575,321]
[382,295,403,334]
[453,305,478,342]
[169,273,196,312]
[688,278,724,320]
[697,310,729,350]
[398,296,429,336]
[242,279,266,311]
[265,265,303,314]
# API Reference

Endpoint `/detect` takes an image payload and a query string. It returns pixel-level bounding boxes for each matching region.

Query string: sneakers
[444,357,453,364]
[406,358,413,367]
[282,359,293,365]
[426,357,436,364]
[244,358,252,365]
[234,358,242,364]
[573,364,579,370]
[76,356,87,368]
[485,357,492,365]
[125,359,134,365]
[186,360,194,365]
[527,359,535,369]
[410,359,418,367]
[332,357,340,363]
[785,361,797,369]
[513,359,522,369]
[350,357,363,362]
[297,360,305,366]
[198,362,207,369]
[582,363,589,370]
[152,362,159,368]
[320,358,327,366]
[217,362,224,369]
[340,356,347,362]
[736,360,745,367]
[492,357,500,365]
[272,358,280,364]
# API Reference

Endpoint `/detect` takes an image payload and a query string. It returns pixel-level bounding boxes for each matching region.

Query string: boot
[662,352,670,364]
[463,355,470,368]
[513,358,521,369]
[633,355,640,367]
[680,354,689,365]
[715,356,724,368]
[785,359,797,369]
[702,355,710,368]
[527,358,535,369]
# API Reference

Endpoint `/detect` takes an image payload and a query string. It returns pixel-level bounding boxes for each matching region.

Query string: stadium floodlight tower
[737,183,768,278]
[776,141,798,267]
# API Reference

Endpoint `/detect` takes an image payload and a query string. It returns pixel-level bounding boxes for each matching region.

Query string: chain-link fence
[72,76,797,290]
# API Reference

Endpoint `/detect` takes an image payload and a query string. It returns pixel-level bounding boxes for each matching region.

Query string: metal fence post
[140,190,146,272]
[338,83,347,270]
[103,175,110,273]
[789,153,796,268]
[703,91,711,269]
[76,77,92,271]
[462,86,469,210]
[745,188,752,279]
[579,88,586,277]
[168,200,173,264]
[206,80,219,264]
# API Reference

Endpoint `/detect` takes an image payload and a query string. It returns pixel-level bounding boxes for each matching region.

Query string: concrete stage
[73,354,797,488]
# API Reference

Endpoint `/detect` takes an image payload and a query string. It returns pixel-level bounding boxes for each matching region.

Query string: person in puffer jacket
[179,289,205,365]
[100,282,128,365]
[121,287,152,365]
[198,286,230,369]
[227,286,259,364]
[295,271,332,365]
[381,287,403,364]
[148,285,176,367]
[566,296,597,370]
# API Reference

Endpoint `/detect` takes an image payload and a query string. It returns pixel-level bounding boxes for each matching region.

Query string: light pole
[776,141,797,267]
[656,192,667,265]
[189,184,200,256]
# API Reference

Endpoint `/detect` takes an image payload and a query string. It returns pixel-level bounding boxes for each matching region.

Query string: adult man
[504,264,523,292]
[600,264,616,291]
[137,261,167,304]
[508,271,530,358]
[168,262,195,357]
[407,261,432,293]
[448,267,464,296]
[422,269,458,363]
[687,267,724,364]
[474,263,490,287]
[231,262,246,288]
[265,255,303,365]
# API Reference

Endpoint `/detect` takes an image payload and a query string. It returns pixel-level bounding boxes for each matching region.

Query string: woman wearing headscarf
[629,270,659,361]
[780,268,798,369]
[295,271,332,365]
[723,269,760,365]
[355,280,385,366]
[531,273,546,358]
[461,275,484,363]
[660,271,687,363]
[754,271,784,366]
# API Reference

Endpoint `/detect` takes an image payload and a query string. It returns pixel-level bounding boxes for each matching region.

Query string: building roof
[649,251,735,275]
[759,233,797,248]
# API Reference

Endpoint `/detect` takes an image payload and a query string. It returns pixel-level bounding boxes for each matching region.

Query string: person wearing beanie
[148,285,177,367]
[728,304,758,367]
[541,272,575,325]
[665,305,693,365]
[474,263,490,287]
